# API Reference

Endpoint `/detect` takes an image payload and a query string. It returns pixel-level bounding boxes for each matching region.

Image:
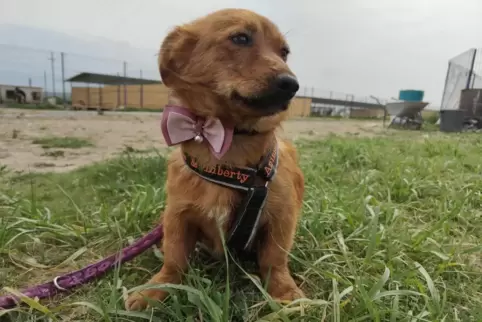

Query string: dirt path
[0,108,383,173]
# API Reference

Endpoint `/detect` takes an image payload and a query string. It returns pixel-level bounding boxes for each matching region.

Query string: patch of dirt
[0,108,384,173]
[280,118,384,140]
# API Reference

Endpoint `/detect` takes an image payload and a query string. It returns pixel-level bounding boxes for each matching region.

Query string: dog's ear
[158,26,198,86]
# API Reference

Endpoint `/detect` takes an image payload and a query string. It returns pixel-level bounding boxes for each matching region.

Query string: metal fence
[0,43,388,113]
[440,48,482,110]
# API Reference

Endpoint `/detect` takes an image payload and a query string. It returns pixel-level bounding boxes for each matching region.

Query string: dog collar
[183,140,279,252]
[233,128,260,136]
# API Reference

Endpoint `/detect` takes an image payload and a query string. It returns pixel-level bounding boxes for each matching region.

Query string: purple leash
[0,225,163,310]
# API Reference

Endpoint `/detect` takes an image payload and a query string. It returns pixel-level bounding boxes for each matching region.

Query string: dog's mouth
[232,73,299,116]
[232,89,296,116]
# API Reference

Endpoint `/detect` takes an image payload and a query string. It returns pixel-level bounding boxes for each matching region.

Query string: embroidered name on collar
[183,142,278,190]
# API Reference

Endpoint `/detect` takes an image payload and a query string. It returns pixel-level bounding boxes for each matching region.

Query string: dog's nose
[273,74,299,94]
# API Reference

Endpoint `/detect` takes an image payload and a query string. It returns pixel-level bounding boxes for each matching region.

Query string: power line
[0,43,157,66]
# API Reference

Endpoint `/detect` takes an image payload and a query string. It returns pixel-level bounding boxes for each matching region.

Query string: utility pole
[98,84,104,115]
[43,70,48,99]
[28,78,32,87]
[140,69,143,109]
[49,52,56,99]
[116,72,121,109]
[61,52,66,107]
[123,61,127,107]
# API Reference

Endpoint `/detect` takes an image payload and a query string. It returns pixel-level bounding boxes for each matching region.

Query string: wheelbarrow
[385,101,429,130]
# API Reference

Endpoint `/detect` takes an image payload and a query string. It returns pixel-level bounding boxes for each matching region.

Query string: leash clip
[53,276,68,291]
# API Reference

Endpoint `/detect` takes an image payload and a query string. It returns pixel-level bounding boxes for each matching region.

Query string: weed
[41,150,65,158]
[32,136,94,149]
[122,145,154,154]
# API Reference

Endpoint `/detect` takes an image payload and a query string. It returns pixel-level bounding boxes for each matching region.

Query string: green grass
[1,132,481,321]
[32,136,94,149]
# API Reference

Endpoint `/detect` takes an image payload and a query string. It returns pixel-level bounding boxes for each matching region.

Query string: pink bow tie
[160,105,233,159]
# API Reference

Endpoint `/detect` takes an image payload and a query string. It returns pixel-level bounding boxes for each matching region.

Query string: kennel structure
[68,71,313,117]
[66,72,163,110]
[439,48,482,131]
[0,84,43,104]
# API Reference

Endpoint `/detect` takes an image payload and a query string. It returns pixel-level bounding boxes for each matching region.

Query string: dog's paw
[125,290,167,311]
[272,286,305,303]
[125,292,149,311]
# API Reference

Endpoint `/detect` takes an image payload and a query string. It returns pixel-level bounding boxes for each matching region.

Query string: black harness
[183,141,279,253]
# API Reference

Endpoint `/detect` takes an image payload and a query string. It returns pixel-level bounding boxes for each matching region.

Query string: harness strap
[227,185,268,250]
[183,141,279,252]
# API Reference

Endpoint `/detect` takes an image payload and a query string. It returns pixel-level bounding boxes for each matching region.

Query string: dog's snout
[274,74,299,94]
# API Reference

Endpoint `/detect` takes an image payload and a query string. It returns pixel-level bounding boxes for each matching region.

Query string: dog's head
[159,9,298,124]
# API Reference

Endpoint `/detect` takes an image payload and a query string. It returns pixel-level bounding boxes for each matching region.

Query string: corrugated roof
[66,72,162,85]
[0,84,42,89]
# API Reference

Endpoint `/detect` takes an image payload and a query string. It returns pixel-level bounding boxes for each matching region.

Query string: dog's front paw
[125,289,168,311]
[271,285,305,303]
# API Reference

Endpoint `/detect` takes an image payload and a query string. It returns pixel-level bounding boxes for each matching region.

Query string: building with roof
[66,72,313,117]
[0,84,43,104]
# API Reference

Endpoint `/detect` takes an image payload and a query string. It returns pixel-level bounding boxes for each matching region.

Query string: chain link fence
[441,48,482,111]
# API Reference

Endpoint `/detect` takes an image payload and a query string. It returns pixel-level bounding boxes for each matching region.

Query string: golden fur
[126,8,305,310]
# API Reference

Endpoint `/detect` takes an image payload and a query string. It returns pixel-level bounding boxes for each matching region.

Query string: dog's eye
[280,47,290,60]
[230,33,252,46]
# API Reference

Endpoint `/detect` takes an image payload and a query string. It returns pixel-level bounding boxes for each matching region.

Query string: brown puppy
[126,8,305,310]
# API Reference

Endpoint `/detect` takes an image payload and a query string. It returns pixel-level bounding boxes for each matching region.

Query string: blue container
[399,89,424,102]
